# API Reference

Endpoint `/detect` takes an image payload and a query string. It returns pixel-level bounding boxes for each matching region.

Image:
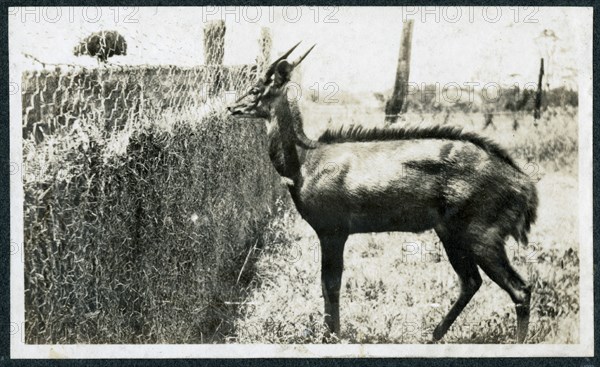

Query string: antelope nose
[227,106,242,115]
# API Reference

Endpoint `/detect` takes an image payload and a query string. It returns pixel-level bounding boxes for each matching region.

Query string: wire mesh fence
[22,21,284,343]
[21,20,269,143]
[22,64,256,142]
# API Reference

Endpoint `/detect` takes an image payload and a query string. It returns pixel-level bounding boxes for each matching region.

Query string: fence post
[203,20,226,95]
[257,27,272,75]
[385,20,414,124]
[203,20,226,66]
[534,58,544,120]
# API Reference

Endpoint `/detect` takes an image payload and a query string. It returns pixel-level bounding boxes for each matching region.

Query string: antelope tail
[512,180,539,245]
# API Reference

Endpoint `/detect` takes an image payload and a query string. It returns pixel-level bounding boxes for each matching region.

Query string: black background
[0,0,597,365]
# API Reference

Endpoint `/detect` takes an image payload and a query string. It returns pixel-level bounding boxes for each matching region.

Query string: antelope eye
[250,87,261,95]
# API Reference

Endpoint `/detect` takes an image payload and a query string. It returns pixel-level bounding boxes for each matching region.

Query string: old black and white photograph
[8,6,593,358]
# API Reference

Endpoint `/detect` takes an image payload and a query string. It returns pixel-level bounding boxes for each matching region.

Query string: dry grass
[23,108,283,343]
[231,105,580,344]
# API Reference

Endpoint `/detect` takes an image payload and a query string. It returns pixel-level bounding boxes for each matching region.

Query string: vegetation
[23,105,283,343]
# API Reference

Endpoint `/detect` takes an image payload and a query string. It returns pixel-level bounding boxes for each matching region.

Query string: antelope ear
[274,60,294,85]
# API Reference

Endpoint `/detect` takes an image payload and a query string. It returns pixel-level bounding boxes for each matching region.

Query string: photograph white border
[9,6,594,359]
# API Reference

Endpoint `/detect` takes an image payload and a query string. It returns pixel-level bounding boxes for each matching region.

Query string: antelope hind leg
[515,288,531,343]
[473,242,532,343]
[432,230,482,341]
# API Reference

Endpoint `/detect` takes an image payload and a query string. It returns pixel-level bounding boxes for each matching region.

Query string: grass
[230,105,580,344]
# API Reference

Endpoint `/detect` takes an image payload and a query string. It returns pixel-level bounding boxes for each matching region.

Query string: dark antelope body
[228,43,538,343]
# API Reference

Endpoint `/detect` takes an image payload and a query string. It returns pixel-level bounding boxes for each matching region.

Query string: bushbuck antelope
[228,43,538,343]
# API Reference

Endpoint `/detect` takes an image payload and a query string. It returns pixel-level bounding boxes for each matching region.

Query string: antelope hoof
[322,320,340,343]
[515,303,530,343]
[322,331,339,344]
[516,322,528,343]
[432,325,446,342]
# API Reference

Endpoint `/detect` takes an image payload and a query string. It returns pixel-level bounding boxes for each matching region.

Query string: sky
[9,7,591,93]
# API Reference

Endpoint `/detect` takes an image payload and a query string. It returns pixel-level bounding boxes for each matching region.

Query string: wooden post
[257,27,272,75]
[385,20,414,124]
[203,20,226,95]
[534,58,544,120]
[203,20,226,65]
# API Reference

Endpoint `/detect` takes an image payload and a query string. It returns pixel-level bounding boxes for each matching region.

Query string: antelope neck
[267,96,304,182]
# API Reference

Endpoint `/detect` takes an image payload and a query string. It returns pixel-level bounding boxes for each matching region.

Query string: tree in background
[73,30,127,63]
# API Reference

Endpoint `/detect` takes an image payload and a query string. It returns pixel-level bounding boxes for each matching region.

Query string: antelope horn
[237,41,302,102]
[292,44,316,68]
[263,41,302,82]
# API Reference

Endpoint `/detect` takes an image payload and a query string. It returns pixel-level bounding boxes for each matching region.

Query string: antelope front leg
[321,275,341,336]
[318,231,348,340]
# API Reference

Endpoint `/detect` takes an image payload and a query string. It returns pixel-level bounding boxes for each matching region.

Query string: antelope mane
[318,124,522,173]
